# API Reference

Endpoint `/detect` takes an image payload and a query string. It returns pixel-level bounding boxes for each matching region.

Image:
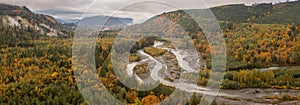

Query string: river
[126,41,228,95]
[125,41,300,104]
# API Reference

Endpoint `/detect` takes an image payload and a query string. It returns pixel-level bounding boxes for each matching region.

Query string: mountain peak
[22,6,32,13]
[0,3,33,15]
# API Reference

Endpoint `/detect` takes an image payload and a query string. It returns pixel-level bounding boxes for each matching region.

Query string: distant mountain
[79,15,133,30]
[56,16,133,30]
[0,3,70,37]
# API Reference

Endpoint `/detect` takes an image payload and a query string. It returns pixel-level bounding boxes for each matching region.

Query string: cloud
[37,9,86,15]
[0,0,280,22]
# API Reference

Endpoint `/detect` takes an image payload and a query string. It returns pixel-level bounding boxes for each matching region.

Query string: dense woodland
[1,25,300,104]
[1,1,300,105]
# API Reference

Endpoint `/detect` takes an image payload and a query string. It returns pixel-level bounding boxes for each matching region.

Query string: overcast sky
[0,0,291,23]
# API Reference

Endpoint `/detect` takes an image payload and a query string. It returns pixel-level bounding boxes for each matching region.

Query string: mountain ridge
[0,3,70,37]
[79,15,133,30]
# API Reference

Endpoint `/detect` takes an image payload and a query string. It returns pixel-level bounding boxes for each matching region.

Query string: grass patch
[128,54,141,62]
[144,47,167,57]
[133,64,149,74]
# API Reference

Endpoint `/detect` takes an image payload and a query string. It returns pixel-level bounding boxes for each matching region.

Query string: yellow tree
[126,90,138,104]
[142,92,160,105]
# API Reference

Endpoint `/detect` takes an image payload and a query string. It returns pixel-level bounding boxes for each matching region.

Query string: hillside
[0,3,71,38]
[210,3,273,23]
[210,1,300,24]
[254,1,300,24]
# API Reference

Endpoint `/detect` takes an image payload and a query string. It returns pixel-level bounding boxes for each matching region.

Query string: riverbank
[126,41,300,104]
[216,88,300,105]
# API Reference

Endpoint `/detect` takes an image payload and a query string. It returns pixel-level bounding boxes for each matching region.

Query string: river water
[125,41,300,103]
[125,41,225,94]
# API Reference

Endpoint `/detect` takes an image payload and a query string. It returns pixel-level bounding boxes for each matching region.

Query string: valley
[1,1,300,105]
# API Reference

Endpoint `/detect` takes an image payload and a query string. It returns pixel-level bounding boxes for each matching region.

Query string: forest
[1,22,300,104]
[1,1,300,105]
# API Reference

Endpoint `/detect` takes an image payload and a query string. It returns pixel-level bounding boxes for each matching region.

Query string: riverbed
[125,41,300,104]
